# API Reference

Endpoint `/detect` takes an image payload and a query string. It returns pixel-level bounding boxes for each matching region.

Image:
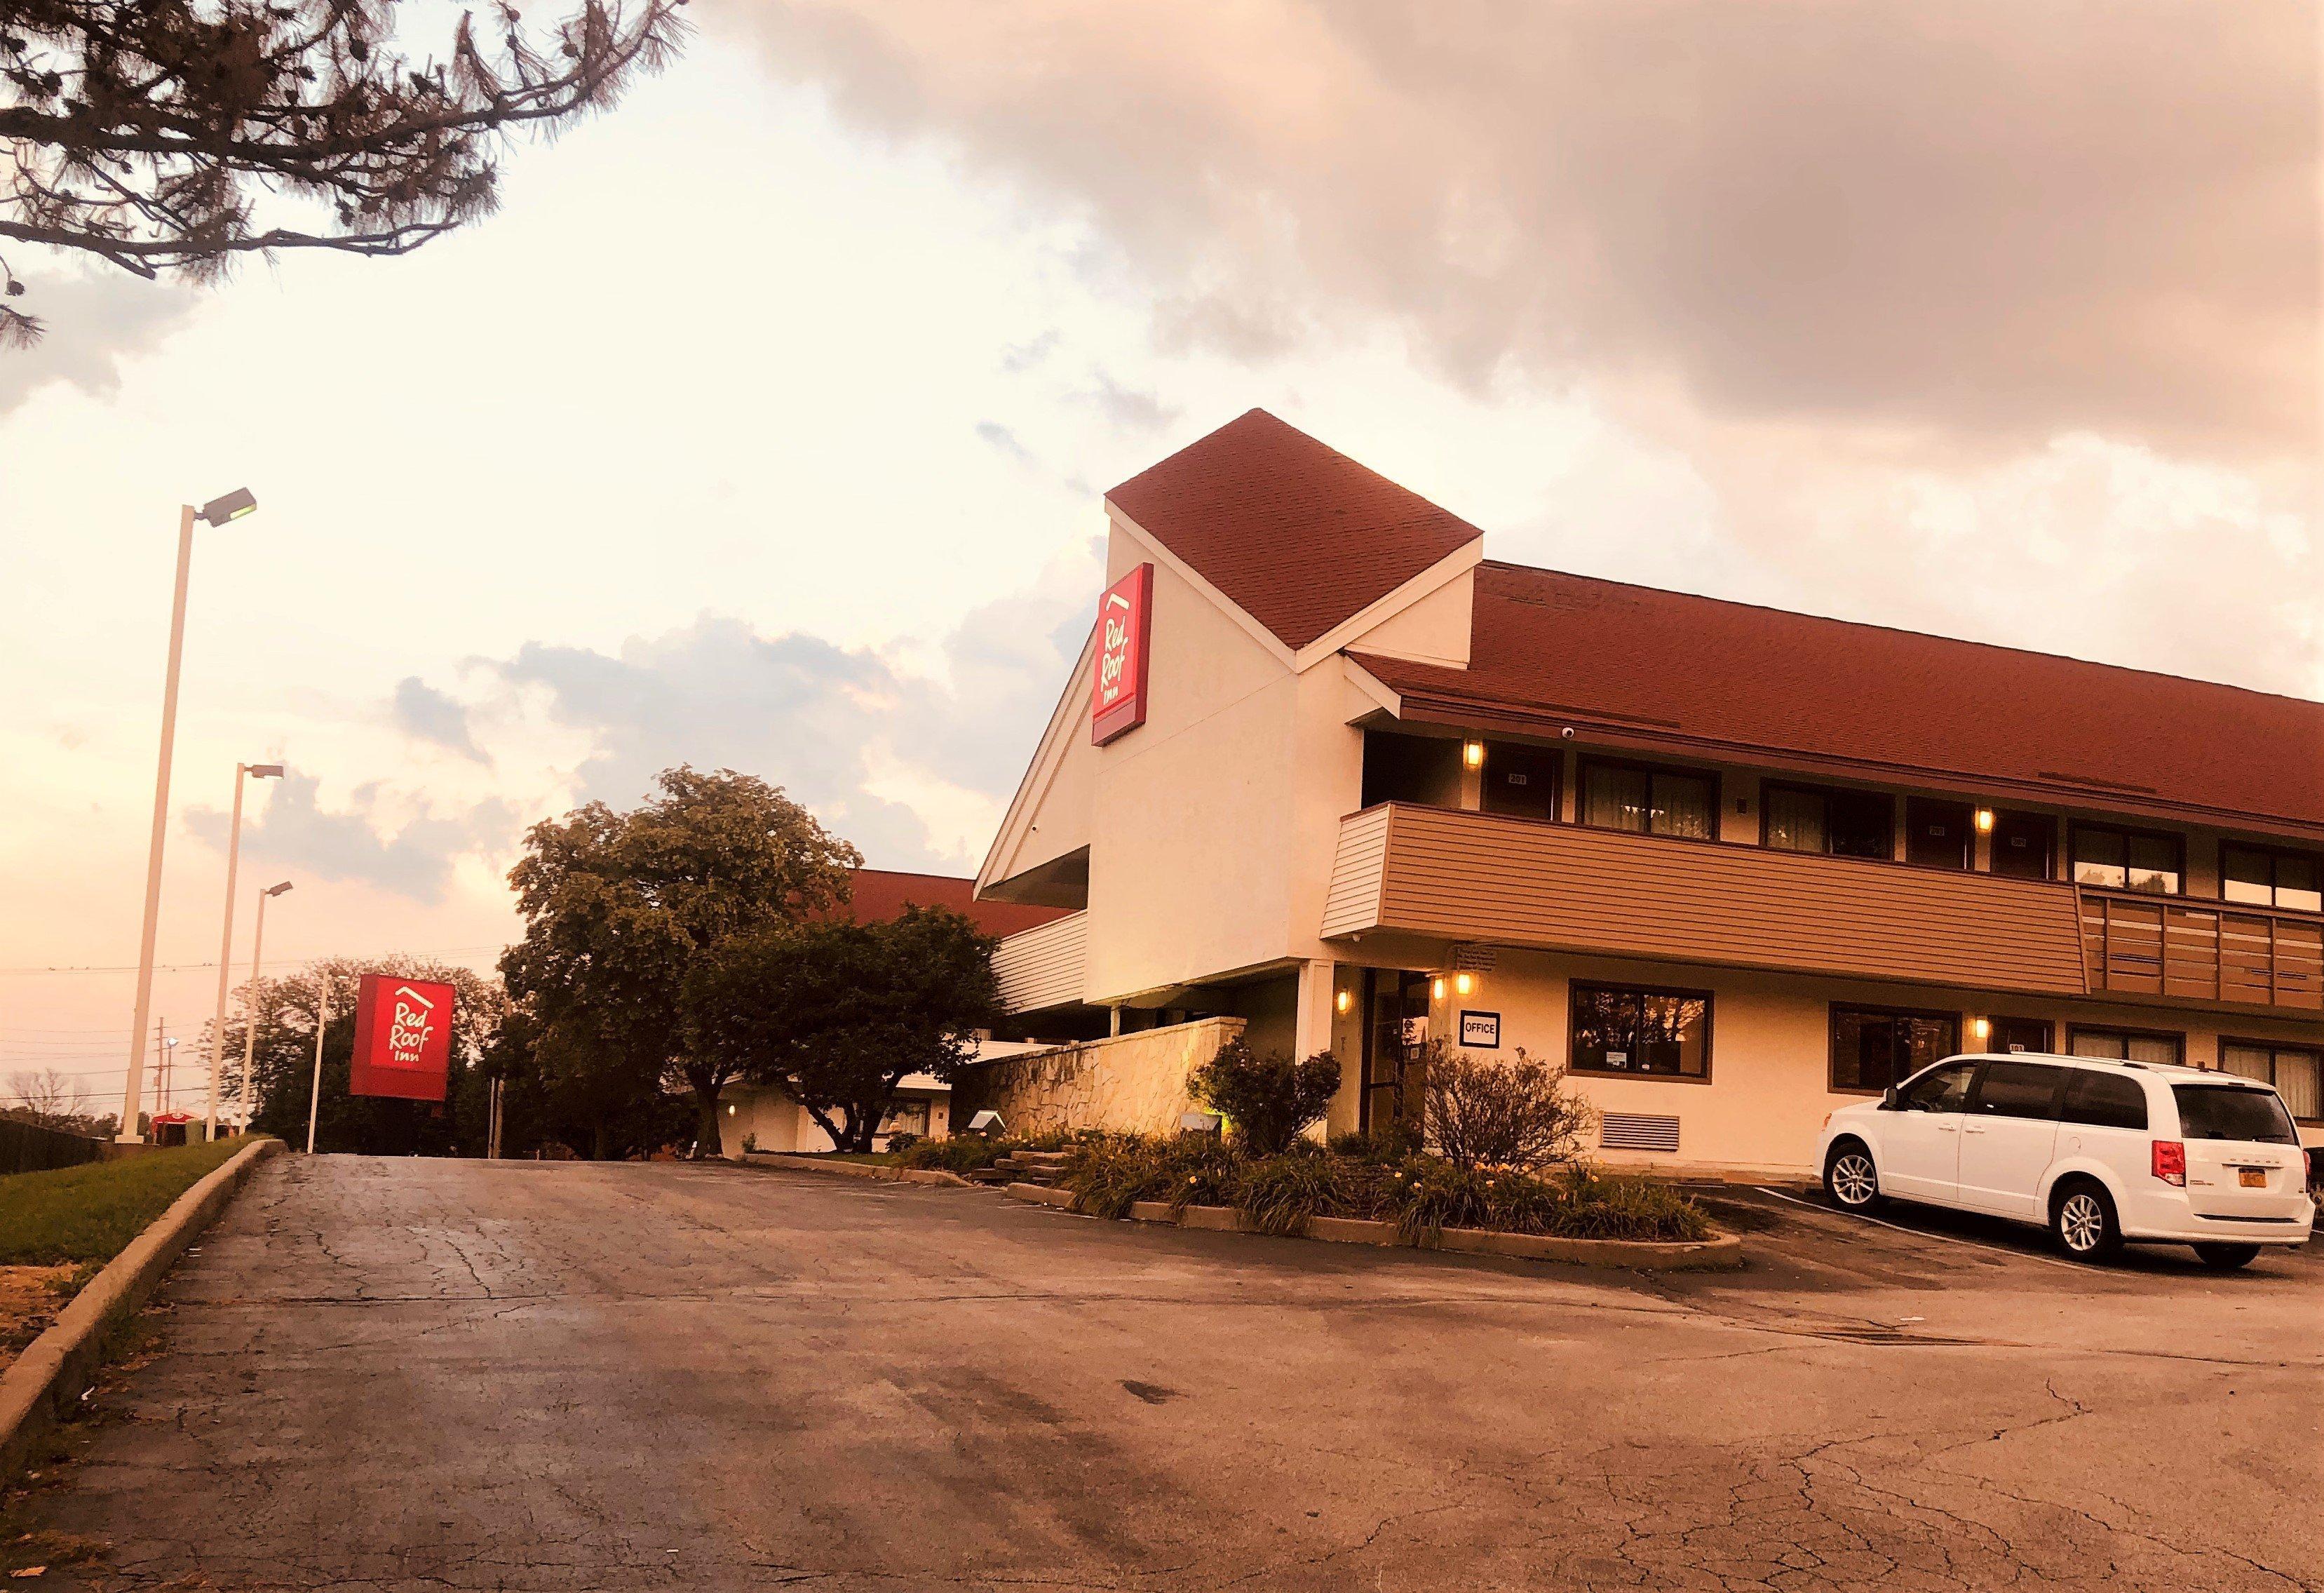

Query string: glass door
[1361,970,1433,1138]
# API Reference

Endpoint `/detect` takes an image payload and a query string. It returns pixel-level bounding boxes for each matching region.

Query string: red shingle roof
[836,868,1072,938]
[1106,409,1482,650]
[1352,563,2324,833]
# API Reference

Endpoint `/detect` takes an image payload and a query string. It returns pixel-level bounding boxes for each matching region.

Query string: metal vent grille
[1600,1113,1680,1153]
[1452,944,1498,972]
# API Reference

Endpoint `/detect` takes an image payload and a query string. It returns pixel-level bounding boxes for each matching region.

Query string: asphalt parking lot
[6,1155,2318,1592]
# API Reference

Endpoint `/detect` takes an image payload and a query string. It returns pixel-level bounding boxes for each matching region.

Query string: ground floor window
[2221,1040,2322,1124]
[1569,982,1711,1080]
[879,1098,931,1137]
[1830,1005,1961,1094]
[2067,1026,2183,1067]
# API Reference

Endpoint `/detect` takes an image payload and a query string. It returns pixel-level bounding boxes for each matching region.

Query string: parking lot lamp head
[198,488,258,526]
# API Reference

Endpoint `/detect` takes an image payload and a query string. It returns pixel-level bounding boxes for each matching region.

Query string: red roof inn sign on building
[1092,563,1153,745]
[350,974,456,1102]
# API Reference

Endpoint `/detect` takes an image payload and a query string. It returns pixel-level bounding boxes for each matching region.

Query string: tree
[0,0,689,344]
[684,906,1002,1154]
[500,766,860,1157]
[220,954,506,1155]
[3,1066,83,1127]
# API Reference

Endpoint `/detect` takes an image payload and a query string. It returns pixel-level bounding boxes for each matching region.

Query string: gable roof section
[834,868,1072,938]
[1351,561,2324,835]
[1105,408,1483,651]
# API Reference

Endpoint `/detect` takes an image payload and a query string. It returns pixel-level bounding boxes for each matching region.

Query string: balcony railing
[1320,802,2324,1016]
[2078,891,2322,1013]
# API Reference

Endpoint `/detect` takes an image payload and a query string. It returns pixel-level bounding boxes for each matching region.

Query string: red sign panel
[350,974,456,1101]
[1091,562,1153,745]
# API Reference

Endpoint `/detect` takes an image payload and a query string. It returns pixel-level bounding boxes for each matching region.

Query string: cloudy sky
[0,0,2314,1108]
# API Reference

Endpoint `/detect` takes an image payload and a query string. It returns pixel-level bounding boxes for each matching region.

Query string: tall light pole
[234,881,294,1134]
[203,762,285,1141]
[117,488,260,1144]
[305,988,329,1155]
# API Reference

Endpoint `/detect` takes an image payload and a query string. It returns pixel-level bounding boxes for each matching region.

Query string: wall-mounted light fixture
[1462,739,1485,770]
[1454,972,1475,997]
[727,1102,738,1116]
[1970,1017,1992,1042]
[1975,809,1996,833]
[1335,988,1351,1015]
[1431,976,1448,1001]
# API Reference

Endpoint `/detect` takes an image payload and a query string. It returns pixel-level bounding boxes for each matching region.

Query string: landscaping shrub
[892,1131,1066,1175]
[1423,1044,1593,1171]
[1062,1134,1231,1218]
[1229,1146,1383,1236]
[1553,1169,1712,1242]
[1187,1039,1342,1155]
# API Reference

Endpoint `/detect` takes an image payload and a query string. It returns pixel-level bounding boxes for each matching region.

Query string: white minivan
[1816,1052,2315,1268]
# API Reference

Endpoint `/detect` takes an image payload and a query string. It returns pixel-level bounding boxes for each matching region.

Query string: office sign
[1459,1010,1501,1049]
[1091,563,1154,745]
[350,974,456,1101]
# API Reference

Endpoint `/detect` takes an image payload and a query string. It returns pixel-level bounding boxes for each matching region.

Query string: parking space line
[1750,1186,2090,1273]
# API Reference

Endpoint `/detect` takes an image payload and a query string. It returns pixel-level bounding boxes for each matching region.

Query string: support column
[1295,959,1356,1140]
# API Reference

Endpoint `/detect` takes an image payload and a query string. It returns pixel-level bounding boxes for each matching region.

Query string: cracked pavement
[6,1155,2318,1591]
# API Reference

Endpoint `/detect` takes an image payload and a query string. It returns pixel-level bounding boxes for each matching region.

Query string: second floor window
[2071,824,2182,896]
[2222,845,2321,913]
[1763,784,1892,859]
[1581,760,1715,840]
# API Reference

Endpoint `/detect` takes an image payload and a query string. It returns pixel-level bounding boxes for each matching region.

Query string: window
[1969,1060,2064,1120]
[1763,784,1893,860]
[1580,760,1716,840]
[1569,982,1711,1080]
[1479,741,1560,822]
[1896,1061,1975,1113]
[2222,845,2322,913]
[2067,1027,2184,1067]
[2071,824,2182,895]
[879,1098,931,1137]
[2061,1070,2148,1131]
[1360,731,1464,809]
[1830,1005,1961,1094]
[1988,809,2054,881]
[2222,1040,2323,1123]
[2171,1084,2297,1145]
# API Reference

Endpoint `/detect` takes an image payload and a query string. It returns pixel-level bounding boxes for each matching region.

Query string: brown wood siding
[1320,805,1393,939]
[2078,894,2323,1014]
[993,911,1088,1014]
[1330,803,2091,999]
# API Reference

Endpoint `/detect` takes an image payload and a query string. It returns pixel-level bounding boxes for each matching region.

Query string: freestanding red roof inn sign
[1091,562,1153,745]
[350,974,457,1102]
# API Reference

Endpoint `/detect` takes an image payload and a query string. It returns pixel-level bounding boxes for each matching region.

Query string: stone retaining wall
[952,1016,1245,1137]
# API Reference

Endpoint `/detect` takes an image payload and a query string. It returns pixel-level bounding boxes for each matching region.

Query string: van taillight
[2151,1141,2187,1187]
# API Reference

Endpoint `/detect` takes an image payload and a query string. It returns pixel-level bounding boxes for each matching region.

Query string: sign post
[305,991,327,1155]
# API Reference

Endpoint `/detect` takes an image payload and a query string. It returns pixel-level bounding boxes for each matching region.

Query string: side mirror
[1879,1086,1902,1110]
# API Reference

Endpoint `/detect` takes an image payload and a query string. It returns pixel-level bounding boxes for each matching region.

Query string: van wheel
[1823,1141,1883,1211]
[2194,1243,2259,1271]
[2051,1181,2121,1262]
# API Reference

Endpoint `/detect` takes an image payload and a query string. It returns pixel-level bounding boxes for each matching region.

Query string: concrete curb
[0,1137,282,1488]
[745,1154,972,1188]
[1006,1183,1742,1271]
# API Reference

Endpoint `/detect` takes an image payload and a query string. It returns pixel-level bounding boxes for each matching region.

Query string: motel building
[966,409,2324,1178]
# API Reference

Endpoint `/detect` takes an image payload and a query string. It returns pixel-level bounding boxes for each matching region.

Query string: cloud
[409,535,1108,873]
[1083,374,1178,433]
[724,0,2314,459]
[0,267,200,419]
[975,419,1037,466]
[391,677,489,763]
[187,774,518,905]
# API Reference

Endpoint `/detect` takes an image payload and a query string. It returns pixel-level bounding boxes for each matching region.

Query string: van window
[2172,1085,2296,1145]
[2060,1070,2147,1131]
[1970,1061,2062,1120]
[1896,1062,1975,1113]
